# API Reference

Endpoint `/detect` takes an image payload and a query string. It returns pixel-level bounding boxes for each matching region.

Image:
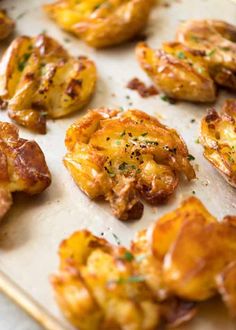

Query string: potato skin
[51,230,160,330]
[200,99,236,187]
[44,0,154,48]
[136,42,216,103]
[64,108,195,220]
[0,34,96,133]
[176,20,236,91]
[0,10,14,40]
[0,121,51,219]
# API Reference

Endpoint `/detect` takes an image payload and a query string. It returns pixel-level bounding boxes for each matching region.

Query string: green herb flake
[18,53,31,72]
[160,95,175,104]
[195,138,200,144]
[207,49,216,57]
[141,132,148,137]
[120,131,126,137]
[123,251,134,262]
[192,190,196,195]
[177,51,186,59]
[190,35,200,43]
[116,140,121,145]
[190,119,196,123]
[187,154,195,161]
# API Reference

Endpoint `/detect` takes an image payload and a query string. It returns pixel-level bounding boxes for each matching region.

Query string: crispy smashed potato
[0,34,96,134]
[53,197,236,329]
[64,108,195,220]
[136,42,216,103]
[176,20,236,91]
[200,99,236,187]
[51,230,160,330]
[0,121,51,219]
[0,10,14,40]
[44,0,154,48]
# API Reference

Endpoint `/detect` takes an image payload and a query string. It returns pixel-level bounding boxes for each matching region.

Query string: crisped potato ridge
[176,20,236,91]
[0,10,14,40]
[200,99,236,187]
[51,230,160,330]
[52,197,236,329]
[0,34,96,133]
[64,108,195,220]
[136,42,216,103]
[0,121,51,219]
[43,0,154,48]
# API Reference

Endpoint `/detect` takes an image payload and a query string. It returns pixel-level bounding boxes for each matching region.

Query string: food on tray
[0,121,51,219]
[52,197,236,329]
[64,108,195,220]
[200,99,236,187]
[127,78,158,98]
[176,20,236,91]
[0,34,97,134]
[0,10,15,40]
[136,42,216,103]
[43,0,154,48]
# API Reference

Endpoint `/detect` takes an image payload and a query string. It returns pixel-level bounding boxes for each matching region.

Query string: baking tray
[0,0,235,329]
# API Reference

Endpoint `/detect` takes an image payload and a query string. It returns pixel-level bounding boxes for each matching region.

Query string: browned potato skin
[51,230,160,330]
[136,42,216,103]
[0,34,96,133]
[0,10,14,40]
[44,0,154,48]
[200,99,236,187]
[0,121,51,219]
[64,108,195,220]
[176,20,236,91]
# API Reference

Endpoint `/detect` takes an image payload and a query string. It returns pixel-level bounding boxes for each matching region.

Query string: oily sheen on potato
[51,197,236,330]
[43,0,154,48]
[0,34,97,133]
[64,108,195,220]
[0,121,51,219]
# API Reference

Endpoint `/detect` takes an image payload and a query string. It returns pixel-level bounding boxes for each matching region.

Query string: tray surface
[0,0,236,329]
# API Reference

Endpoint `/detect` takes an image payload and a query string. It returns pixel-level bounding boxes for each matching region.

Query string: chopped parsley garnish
[18,53,31,71]
[192,190,196,195]
[190,35,200,42]
[120,131,126,137]
[116,140,121,145]
[141,132,148,137]
[187,154,195,161]
[177,51,186,59]
[110,276,145,285]
[207,49,216,57]
[123,251,134,262]
[190,119,196,123]
[145,140,159,146]
[160,95,175,104]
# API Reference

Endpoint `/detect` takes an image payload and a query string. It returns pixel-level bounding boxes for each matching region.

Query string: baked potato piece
[176,20,236,91]
[51,230,160,330]
[43,0,154,48]
[200,99,236,187]
[0,10,14,40]
[0,121,51,219]
[64,108,195,220]
[163,218,236,301]
[0,34,96,133]
[136,42,216,103]
[151,196,217,260]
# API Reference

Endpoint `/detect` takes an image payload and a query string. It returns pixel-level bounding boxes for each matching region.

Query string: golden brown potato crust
[52,197,236,329]
[43,0,154,48]
[200,99,236,187]
[136,42,216,103]
[64,108,195,220]
[176,20,236,91]
[0,121,51,219]
[0,34,96,133]
[0,10,14,40]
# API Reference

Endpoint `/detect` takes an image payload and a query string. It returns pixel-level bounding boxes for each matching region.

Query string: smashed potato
[0,121,51,219]
[51,230,160,330]
[54,197,236,329]
[0,34,96,133]
[136,42,216,103]
[0,10,14,40]
[200,99,236,187]
[64,108,195,220]
[44,0,154,48]
[176,20,236,91]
